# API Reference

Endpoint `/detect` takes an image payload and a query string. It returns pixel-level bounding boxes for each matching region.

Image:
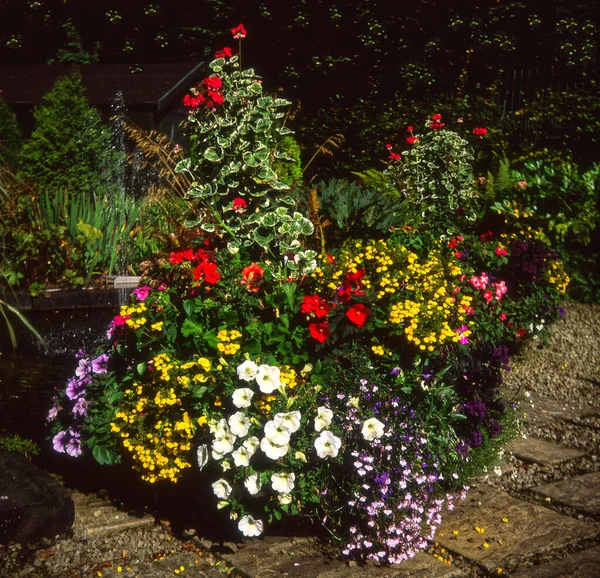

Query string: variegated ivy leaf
[261,212,279,227]
[253,229,274,248]
[204,147,222,162]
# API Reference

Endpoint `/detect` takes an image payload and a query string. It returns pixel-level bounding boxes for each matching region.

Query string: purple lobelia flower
[52,430,69,453]
[91,353,109,374]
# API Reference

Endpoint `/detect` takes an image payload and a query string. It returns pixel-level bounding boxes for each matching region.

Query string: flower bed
[47,25,569,565]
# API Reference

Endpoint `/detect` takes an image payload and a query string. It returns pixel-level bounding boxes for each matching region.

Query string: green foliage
[273,135,303,187]
[382,117,478,232]
[48,19,100,65]
[18,72,116,197]
[0,96,23,167]
[175,53,314,261]
[0,434,40,459]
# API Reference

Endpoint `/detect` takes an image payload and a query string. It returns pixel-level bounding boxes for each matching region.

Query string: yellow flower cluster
[548,260,570,293]
[216,329,242,355]
[257,394,277,414]
[314,239,473,354]
[120,303,147,329]
[153,353,176,382]
[279,365,299,390]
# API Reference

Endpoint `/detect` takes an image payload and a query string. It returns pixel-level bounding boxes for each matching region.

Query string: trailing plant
[0,433,40,459]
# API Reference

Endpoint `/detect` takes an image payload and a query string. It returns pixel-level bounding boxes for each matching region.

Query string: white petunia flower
[295,451,307,462]
[210,418,229,436]
[314,406,333,432]
[237,360,259,382]
[256,365,281,394]
[264,420,292,446]
[228,411,251,438]
[361,417,385,441]
[212,479,232,499]
[260,436,290,460]
[314,430,342,459]
[274,411,301,433]
[232,388,254,409]
[243,436,260,455]
[238,515,264,537]
[271,472,296,494]
[212,431,236,456]
[244,472,262,495]
[232,446,252,467]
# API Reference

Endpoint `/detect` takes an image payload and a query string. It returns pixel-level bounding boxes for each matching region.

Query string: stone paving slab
[509,545,600,578]
[531,472,600,517]
[507,437,585,465]
[222,536,464,578]
[97,551,224,577]
[523,393,599,425]
[316,552,464,577]
[436,484,596,573]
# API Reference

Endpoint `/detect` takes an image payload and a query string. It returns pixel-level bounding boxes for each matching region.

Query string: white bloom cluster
[313,406,341,459]
[261,410,301,460]
[236,359,281,394]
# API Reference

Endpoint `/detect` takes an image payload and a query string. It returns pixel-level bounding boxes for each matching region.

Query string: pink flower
[232,197,248,214]
[483,290,493,305]
[133,285,151,301]
[495,247,507,257]
[494,280,507,300]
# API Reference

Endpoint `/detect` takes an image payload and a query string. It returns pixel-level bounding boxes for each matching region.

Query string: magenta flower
[91,353,109,374]
[133,285,152,301]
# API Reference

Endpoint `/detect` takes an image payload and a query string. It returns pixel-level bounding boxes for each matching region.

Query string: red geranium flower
[495,247,507,257]
[337,281,353,303]
[241,264,264,293]
[406,136,418,145]
[346,269,365,284]
[432,113,442,121]
[208,92,225,107]
[232,197,248,214]
[472,127,488,137]
[215,46,233,59]
[193,262,220,285]
[232,23,247,40]
[388,152,402,161]
[346,303,370,327]
[203,76,223,91]
[308,321,330,343]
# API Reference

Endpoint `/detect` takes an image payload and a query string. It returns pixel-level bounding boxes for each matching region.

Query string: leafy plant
[0,434,40,459]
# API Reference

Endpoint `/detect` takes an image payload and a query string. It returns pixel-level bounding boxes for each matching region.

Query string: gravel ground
[1,302,599,578]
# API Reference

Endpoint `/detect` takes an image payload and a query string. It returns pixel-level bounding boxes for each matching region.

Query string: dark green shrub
[0,96,23,167]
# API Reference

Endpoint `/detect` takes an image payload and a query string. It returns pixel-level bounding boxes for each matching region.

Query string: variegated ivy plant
[175,48,315,271]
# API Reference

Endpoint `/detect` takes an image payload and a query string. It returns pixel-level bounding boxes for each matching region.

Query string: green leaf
[182,318,205,337]
[191,386,208,399]
[254,147,269,162]
[136,362,147,376]
[204,147,222,162]
[261,212,279,227]
[243,152,259,168]
[253,229,274,248]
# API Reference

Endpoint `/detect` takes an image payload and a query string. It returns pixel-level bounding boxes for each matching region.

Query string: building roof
[0,62,205,112]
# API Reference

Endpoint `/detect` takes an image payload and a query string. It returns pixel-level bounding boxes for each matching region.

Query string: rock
[436,484,596,573]
[0,450,74,545]
[530,472,600,516]
[507,437,585,465]
[510,545,600,577]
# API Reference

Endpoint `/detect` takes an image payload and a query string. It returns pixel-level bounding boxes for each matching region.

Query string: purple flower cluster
[48,350,110,458]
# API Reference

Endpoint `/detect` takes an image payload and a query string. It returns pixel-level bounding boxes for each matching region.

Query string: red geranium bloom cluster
[241,264,264,293]
[232,197,248,213]
[232,23,247,40]
[406,125,418,145]
[385,143,402,162]
[183,75,225,110]
[193,261,220,285]
[169,248,208,265]
[472,127,488,137]
[301,295,332,318]
[338,269,366,303]
[429,113,445,131]
[215,46,233,59]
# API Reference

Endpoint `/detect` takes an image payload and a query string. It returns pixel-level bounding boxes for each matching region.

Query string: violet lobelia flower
[91,353,109,374]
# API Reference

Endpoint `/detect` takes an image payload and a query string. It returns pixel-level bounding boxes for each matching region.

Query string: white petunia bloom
[314,406,333,432]
[212,431,236,456]
[237,360,259,382]
[264,420,292,446]
[232,446,251,467]
[238,515,264,537]
[256,364,281,394]
[274,411,301,433]
[210,418,229,436]
[361,417,385,441]
[232,388,254,409]
[244,472,262,495]
[271,472,296,494]
[228,411,251,438]
[278,493,293,505]
[260,436,290,460]
[314,430,342,459]
[212,479,232,499]
[243,436,260,455]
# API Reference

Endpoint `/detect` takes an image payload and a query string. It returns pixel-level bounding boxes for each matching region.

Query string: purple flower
[66,436,82,457]
[75,359,92,379]
[471,429,483,447]
[65,378,86,401]
[47,403,61,422]
[455,440,470,459]
[390,367,402,376]
[75,349,88,359]
[91,353,109,374]
[486,419,502,439]
[72,397,89,417]
[52,430,68,453]
[133,285,152,301]
[462,400,487,420]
